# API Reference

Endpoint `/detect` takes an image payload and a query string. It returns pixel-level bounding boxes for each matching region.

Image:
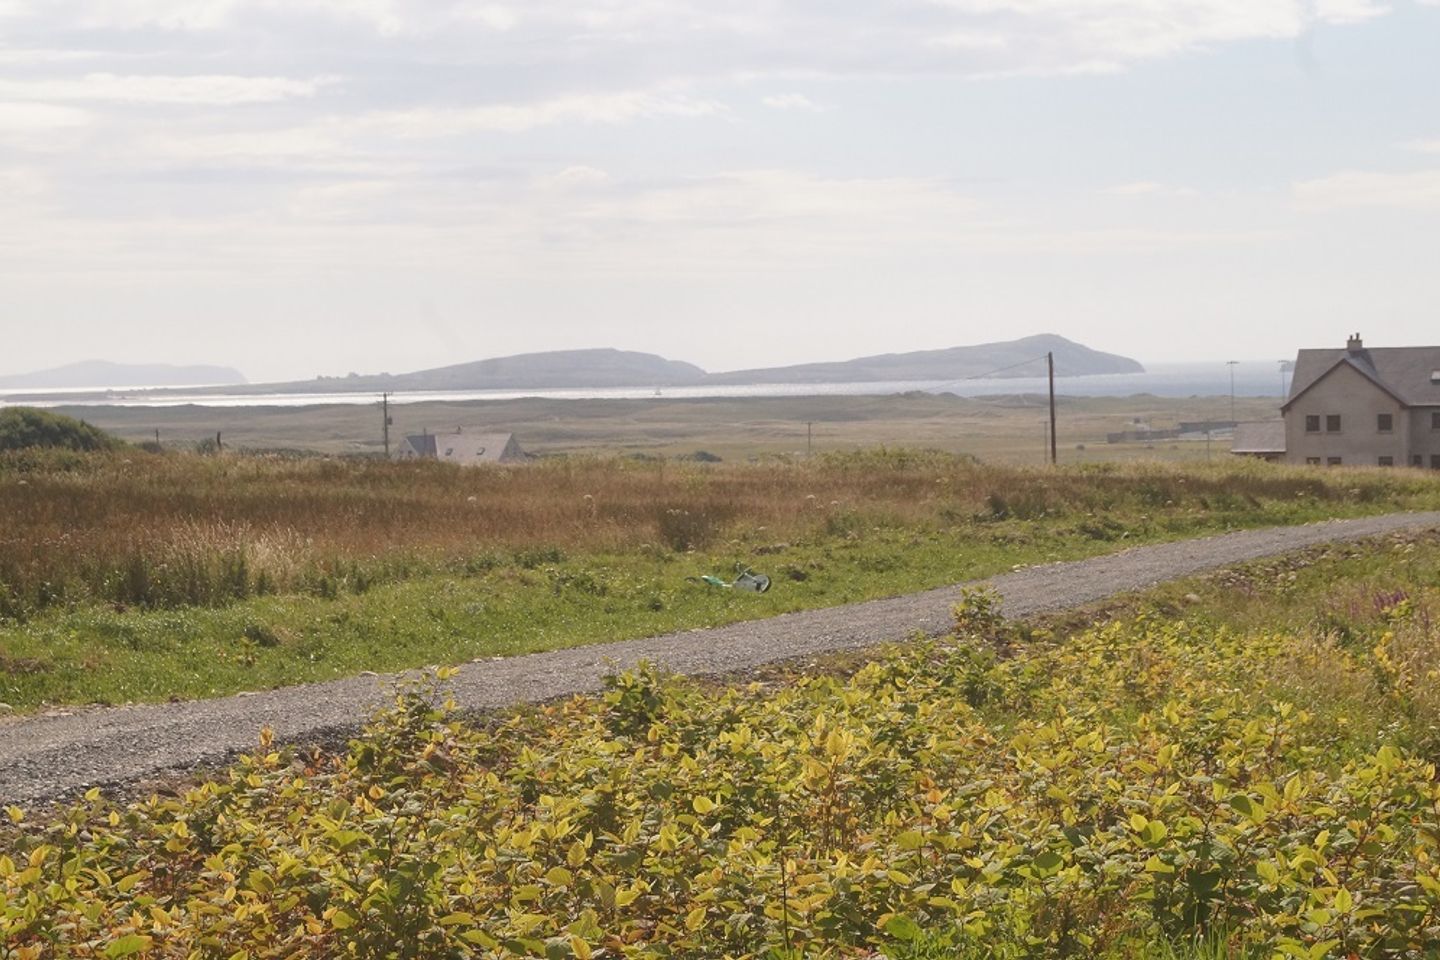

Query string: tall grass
[2,448,1437,620]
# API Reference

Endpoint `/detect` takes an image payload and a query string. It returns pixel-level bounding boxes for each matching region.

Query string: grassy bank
[6,533,1440,957]
[3,451,1440,710]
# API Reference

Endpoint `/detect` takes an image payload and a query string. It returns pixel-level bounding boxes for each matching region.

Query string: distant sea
[0,362,1292,409]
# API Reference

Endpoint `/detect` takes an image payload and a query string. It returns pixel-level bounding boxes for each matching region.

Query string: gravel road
[4,511,1438,806]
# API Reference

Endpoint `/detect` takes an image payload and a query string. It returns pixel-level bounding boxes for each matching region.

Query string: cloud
[42,0,513,35]
[0,102,92,150]
[4,0,1401,81]
[1294,169,1440,211]
[761,93,825,111]
[1102,181,1200,198]
[0,101,91,130]
[0,48,109,65]
[537,166,612,190]
[353,91,726,137]
[0,166,50,200]
[0,73,336,105]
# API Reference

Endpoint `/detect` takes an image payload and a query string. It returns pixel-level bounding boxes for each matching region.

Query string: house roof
[1230,421,1286,454]
[433,432,522,463]
[1284,346,1440,411]
[403,434,437,457]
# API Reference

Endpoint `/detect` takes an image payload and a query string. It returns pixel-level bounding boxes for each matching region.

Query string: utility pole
[1226,360,1238,422]
[1047,351,1057,466]
[381,393,392,458]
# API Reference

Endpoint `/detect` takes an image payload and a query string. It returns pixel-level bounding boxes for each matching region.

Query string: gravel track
[4,511,1438,806]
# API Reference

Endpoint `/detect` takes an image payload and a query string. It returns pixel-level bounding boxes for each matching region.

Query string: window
[1433,411,1440,430]
[1305,415,1320,433]
[1326,415,1342,432]
[1433,455,1440,470]
[1379,456,1394,467]
[1328,457,1343,466]
[1415,455,1425,467]
[1306,457,1321,465]
[1378,413,1393,433]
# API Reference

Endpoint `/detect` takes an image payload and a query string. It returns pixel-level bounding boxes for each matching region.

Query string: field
[52,393,1284,463]
[6,530,1440,957]
[4,450,1440,711]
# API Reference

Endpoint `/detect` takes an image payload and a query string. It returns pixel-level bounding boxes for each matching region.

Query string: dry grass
[3,447,1438,618]
[54,392,1284,462]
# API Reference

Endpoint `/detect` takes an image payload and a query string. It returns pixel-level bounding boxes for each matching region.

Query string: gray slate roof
[1286,346,1440,410]
[1231,421,1286,454]
[400,432,525,463]
[433,433,522,463]
[403,434,438,457]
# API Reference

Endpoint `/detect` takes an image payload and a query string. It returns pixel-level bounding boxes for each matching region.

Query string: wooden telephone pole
[1047,352,1057,466]
[381,393,391,458]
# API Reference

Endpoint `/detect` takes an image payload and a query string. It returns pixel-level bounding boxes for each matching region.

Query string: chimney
[1347,332,1364,354]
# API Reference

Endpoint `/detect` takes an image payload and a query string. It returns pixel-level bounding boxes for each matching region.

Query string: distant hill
[32,336,1142,400]
[380,348,707,391]
[0,360,246,390]
[260,349,707,394]
[706,334,1143,385]
[270,336,1138,393]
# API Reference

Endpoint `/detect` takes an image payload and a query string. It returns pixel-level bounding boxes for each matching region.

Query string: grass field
[52,392,1284,463]
[6,530,1440,958]
[3,450,1440,711]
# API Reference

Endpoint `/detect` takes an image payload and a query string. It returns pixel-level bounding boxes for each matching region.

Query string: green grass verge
[2,492,1438,711]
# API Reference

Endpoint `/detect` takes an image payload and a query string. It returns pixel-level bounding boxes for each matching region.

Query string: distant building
[1230,421,1285,462]
[1280,333,1440,468]
[395,430,527,465]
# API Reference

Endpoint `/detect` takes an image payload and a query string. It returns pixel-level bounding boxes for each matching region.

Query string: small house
[1282,334,1440,468]
[395,430,526,465]
[1230,421,1285,462]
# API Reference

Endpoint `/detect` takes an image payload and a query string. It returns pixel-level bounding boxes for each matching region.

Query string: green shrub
[9,599,1440,957]
[0,408,122,452]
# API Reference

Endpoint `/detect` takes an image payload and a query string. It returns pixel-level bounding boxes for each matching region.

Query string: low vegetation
[0,408,121,454]
[3,451,1440,708]
[6,534,1440,957]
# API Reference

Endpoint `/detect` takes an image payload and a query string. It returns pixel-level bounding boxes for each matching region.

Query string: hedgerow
[5,594,1440,958]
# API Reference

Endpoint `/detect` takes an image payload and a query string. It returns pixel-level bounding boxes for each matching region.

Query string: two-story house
[1282,334,1440,468]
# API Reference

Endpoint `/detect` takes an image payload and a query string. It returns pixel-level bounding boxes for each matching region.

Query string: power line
[925,354,1052,395]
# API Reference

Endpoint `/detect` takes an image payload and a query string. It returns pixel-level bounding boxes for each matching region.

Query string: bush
[0,407,122,452]
[9,601,1440,957]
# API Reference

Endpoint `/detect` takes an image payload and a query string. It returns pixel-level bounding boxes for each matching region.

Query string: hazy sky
[2,1,1438,382]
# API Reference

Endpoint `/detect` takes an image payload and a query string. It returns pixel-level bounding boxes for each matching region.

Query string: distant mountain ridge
[0,360,247,390]
[285,335,1140,392]
[707,334,1142,385]
[386,348,707,390]
[6,336,1143,399]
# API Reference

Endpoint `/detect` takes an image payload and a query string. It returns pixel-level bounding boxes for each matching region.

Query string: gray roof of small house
[1285,346,1440,410]
[433,432,521,463]
[403,434,437,456]
[1231,421,1286,454]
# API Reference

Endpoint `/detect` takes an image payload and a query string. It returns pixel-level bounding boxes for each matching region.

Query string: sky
[1,1,1439,383]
